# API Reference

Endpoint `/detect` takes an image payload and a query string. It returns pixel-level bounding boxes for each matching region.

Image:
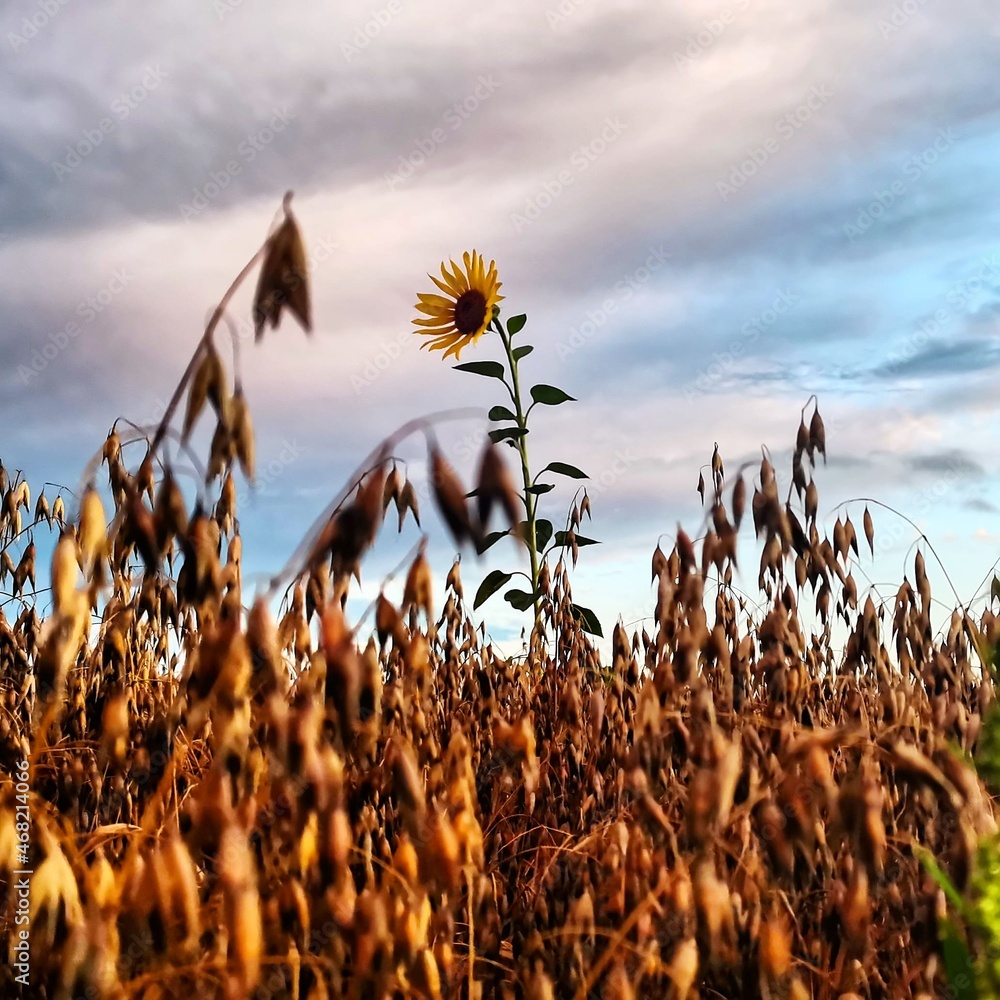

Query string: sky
[3,0,1000,652]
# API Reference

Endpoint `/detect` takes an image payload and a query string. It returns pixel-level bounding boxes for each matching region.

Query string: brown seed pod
[183,343,227,442]
[78,485,107,570]
[230,388,255,480]
[732,474,746,531]
[476,442,521,535]
[809,407,826,461]
[397,478,421,530]
[428,447,476,547]
[403,550,434,620]
[253,196,312,339]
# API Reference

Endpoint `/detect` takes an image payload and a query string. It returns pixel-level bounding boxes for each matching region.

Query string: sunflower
[413,250,504,360]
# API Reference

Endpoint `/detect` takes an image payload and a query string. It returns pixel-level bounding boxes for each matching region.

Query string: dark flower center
[454,290,487,335]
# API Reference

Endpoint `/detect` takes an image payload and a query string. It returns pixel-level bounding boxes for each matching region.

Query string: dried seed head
[809,407,826,461]
[99,693,129,769]
[78,485,107,570]
[429,447,476,547]
[732,474,746,531]
[759,907,792,980]
[383,464,404,514]
[476,442,521,534]
[253,195,312,339]
[402,550,434,620]
[397,479,421,529]
[666,937,698,1000]
[445,558,464,601]
[651,543,668,582]
[183,343,227,442]
[50,532,78,613]
[230,388,255,480]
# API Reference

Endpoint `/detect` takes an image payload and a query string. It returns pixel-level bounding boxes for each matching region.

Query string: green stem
[496,319,540,621]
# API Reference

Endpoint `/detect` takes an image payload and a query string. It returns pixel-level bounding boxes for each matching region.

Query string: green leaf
[939,918,977,1000]
[476,529,509,555]
[530,384,576,406]
[571,604,604,638]
[513,345,534,361]
[504,587,537,612]
[976,701,1000,792]
[474,570,513,609]
[542,461,588,479]
[526,483,555,496]
[534,519,553,553]
[553,531,600,547]
[488,405,516,422]
[489,427,528,444]
[454,361,506,380]
[507,314,527,335]
[915,844,967,914]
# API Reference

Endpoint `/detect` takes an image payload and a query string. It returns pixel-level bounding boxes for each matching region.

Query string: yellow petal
[413,316,455,328]
[440,263,466,294]
[443,336,474,360]
[448,259,468,290]
[417,293,454,307]
[415,302,452,317]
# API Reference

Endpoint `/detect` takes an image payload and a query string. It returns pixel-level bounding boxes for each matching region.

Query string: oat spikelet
[253,192,312,339]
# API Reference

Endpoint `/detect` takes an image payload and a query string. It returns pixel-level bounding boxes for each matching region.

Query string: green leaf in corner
[454,361,506,380]
[914,844,967,914]
[939,918,977,1000]
[571,604,603,638]
[542,461,587,479]
[530,384,575,406]
[474,569,513,609]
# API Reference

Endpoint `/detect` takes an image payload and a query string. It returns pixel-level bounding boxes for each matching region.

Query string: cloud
[3,0,1000,647]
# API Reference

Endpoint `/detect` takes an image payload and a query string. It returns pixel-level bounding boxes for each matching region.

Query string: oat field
[2,197,1000,1000]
